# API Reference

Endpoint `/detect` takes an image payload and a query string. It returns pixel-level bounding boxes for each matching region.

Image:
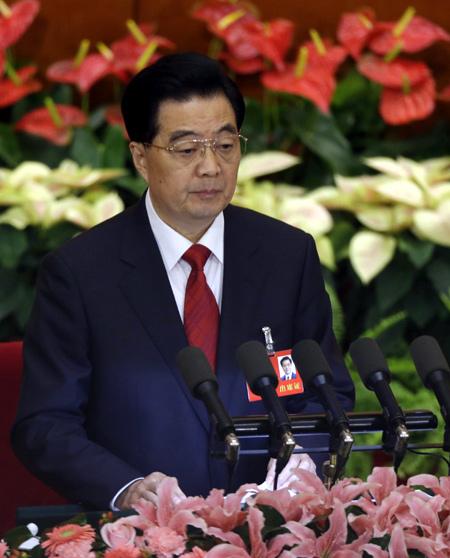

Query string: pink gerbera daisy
[42,524,96,555]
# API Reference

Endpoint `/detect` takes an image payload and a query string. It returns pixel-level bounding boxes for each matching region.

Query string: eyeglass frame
[142,132,248,161]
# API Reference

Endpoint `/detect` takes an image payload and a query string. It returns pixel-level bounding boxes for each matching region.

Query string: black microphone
[292,339,350,430]
[236,340,295,480]
[291,339,353,485]
[176,346,239,463]
[349,337,408,469]
[410,336,450,451]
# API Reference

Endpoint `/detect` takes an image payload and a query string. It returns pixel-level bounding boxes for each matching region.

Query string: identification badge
[246,348,304,402]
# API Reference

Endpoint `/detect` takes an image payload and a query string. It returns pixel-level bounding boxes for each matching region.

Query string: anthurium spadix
[349,231,396,284]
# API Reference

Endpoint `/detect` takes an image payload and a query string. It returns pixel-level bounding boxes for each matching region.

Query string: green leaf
[404,287,439,328]
[116,175,147,197]
[257,504,286,537]
[329,219,356,261]
[427,258,450,296]
[374,258,415,312]
[102,125,127,168]
[0,268,25,321]
[70,128,101,167]
[0,123,22,167]
[290,102,362,175]
[398,236,434,268]
[14,284,35,329]
[0,226,28,268]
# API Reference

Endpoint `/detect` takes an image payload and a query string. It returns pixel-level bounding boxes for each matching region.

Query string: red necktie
[182,244,220,370]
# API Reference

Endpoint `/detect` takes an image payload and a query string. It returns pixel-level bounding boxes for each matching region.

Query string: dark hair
[280,356,293,366]
[121,52,245,143]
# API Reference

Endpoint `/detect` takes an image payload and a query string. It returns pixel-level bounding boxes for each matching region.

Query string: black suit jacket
[12,197,354,509]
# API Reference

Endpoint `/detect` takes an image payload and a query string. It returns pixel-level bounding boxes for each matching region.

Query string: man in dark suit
[11,53,354,511]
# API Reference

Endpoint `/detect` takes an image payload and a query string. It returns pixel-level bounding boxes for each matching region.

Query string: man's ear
[129,142,149,183]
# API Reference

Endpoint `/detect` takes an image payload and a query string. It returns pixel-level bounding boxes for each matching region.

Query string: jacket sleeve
[10,251,143,510]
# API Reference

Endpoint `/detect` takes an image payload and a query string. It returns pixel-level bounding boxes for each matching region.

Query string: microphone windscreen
[349,338,390,388]
[291,339,332,386]
[176,346,218,395]
[236,340,277,390]
[410,336,450,386]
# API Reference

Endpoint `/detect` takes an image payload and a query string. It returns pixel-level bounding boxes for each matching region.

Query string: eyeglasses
[143,133,248,164]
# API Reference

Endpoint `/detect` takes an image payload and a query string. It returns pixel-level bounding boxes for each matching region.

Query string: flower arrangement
[2,468,450,557]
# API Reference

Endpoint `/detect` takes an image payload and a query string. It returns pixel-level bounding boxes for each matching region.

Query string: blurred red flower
[0,0,39,49]
[218,18,293,74]
[0,49,5,74]
[192,0,259,61]
[47,53,113,94]
[337,8,376,59]
[15,104,87,145]
[358,55,431,87]
[105,104,128,139]
[0,65,41,107]
[262,64,336,113]
[380,76,435,125]
[369,15,450,55]
[358,55,435,125]
[261,37,346,113]
[111,22,175,74]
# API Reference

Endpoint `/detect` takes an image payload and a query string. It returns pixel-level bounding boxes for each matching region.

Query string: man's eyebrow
[168,123,238,143]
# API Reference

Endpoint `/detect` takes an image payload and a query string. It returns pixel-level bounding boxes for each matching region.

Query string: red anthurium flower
[304,37,347,74]
[0,0,39,49]
[381,76,435,125]
[15,103,87,145]
[262,64,335,113]
[369,15,450,55]
[358,55,431,87]
[111,22,175,74]
[0,64,41,107]
[238,18,294,71]
[219,52,264,74]
[337,8,376,59]
[105,104,128,139]
[191,0,259,60]
[47,53,113,94]
[438,83,450,101]
[0,49,5,75]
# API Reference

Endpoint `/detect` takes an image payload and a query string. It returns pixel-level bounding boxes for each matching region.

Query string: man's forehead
[155,94,237,138]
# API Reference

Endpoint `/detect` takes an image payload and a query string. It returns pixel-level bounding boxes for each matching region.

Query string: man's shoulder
[48,200,142,265]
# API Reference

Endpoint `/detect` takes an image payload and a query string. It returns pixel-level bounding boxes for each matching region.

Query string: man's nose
[196,144,221,176]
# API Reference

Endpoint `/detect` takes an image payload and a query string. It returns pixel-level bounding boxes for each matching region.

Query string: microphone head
[291,339,332,387]
[410,336,450,388]
[349,337,390,389]
[236,340,278,393]
[176,346,218,397]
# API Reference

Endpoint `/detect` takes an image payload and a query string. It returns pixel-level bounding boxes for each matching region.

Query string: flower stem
[44,97,63,128]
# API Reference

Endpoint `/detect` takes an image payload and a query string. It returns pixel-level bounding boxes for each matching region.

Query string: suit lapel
[118,198,210,432]
[216,206,261,409]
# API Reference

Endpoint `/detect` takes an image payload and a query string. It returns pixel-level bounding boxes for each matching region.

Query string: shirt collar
[145,190,224,271]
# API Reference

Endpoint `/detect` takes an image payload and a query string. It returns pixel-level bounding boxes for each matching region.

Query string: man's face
[282,359,293,375]
[130,94,240,241]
